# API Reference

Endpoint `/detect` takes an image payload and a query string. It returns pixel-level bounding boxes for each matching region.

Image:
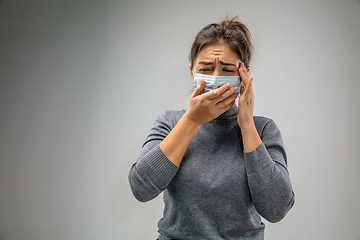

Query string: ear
[189,63,194,84]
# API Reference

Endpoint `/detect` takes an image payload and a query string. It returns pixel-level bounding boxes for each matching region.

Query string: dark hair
[189,16,253,70]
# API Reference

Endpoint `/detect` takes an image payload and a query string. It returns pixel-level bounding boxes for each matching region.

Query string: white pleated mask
[193,73,241,95]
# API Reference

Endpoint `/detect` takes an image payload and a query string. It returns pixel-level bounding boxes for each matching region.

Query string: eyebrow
[220,61,236,66]
[198,61,213,65]
[198,61,236,66]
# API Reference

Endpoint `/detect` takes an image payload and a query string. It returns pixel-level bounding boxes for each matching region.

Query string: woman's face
[190,44,241,79]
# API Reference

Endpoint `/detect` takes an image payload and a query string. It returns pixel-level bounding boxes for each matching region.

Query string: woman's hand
[237,62,255,129]
[237,62,262,152]
[184,79,238,126]
[159,79,237,166]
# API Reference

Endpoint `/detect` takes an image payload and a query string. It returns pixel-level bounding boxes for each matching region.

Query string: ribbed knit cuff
[144,145,179,189]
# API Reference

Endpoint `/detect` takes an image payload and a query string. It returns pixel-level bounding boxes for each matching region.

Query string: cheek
[191,72,195,84]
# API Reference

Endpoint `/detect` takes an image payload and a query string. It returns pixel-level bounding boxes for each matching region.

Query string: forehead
[195,44,240,62]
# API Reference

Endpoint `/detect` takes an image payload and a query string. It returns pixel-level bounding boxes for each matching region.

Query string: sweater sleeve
[244,118,295,223]
[128,111,180,202]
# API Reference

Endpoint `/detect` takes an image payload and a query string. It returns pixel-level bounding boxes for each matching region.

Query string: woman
[128,16,295,240]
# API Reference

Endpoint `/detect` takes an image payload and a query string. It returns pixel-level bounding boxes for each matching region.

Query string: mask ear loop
[192,72,197,92]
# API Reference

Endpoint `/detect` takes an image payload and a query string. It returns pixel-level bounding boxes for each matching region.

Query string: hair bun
[220,15,253,66]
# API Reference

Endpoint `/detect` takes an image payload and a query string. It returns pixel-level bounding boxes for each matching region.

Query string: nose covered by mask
[193,73,241,95]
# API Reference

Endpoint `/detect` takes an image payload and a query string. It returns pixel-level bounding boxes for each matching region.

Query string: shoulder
[153,109,187,128]
[143,109,187,147]
[161,109,186,120]
[253,116,282,139]
[254,115,275,128]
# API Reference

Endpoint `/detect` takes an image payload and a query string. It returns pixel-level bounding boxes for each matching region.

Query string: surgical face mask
[193,73,241,95]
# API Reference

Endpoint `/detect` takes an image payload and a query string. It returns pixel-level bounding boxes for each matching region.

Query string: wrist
[182,112,202,129]
[240,122,262,153]
[240,122,257,135]
[238,117,255,131]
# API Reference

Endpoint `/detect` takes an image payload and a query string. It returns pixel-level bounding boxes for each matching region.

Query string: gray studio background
[1,0,360,239]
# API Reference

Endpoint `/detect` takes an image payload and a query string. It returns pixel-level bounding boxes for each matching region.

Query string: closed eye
[199,68,212,72]
[223,69,234,72]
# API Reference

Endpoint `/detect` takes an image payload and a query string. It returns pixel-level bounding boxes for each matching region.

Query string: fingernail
[233,86,238,91]
[226,83,231,87]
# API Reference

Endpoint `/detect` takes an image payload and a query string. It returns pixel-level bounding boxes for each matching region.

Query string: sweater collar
[217,104,238,119]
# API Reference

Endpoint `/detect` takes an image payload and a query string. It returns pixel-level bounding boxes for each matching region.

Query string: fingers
[243,77,254,95]
[244,77,254,93]
[192,80,238,113]
[216,87,238,104]
[218,94,237,110]
[192,79,204,98]
[239,77,254,104]
[208,83,237,100]
[238,62,251,87]
[240,84,246,95]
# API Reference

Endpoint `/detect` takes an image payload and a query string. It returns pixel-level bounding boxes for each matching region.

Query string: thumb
[192,79,204,98]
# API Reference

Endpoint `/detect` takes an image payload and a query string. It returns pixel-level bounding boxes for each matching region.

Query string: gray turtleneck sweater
[128,105,294,240]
